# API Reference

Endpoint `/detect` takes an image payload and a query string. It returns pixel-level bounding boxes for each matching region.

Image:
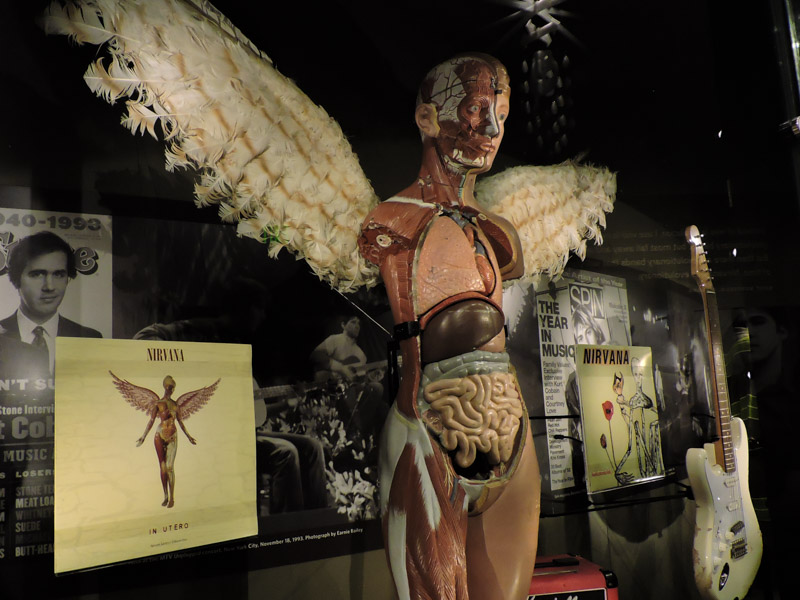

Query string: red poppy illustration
[602,400,614,421]
[602,381,619,473]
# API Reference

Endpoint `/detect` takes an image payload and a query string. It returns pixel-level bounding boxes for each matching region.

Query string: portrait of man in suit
[1,231,101,372]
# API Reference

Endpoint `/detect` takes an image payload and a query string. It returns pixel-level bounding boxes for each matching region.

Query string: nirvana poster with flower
[533,269,632,494]
[575,344,665,495]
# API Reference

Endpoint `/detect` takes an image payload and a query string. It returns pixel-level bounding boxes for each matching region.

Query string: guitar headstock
[685,225,713,290]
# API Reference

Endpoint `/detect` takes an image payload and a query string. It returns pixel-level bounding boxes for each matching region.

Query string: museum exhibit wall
[1,1,798,599]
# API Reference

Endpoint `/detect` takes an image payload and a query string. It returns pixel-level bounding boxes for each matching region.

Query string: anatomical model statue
[358,54,540,599]
[42,2,616,598]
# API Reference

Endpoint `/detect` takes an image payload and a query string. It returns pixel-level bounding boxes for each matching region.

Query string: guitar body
[686,417,762,600]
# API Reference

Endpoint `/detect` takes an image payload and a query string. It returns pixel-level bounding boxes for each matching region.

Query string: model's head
[415,53,510,174]
[7,231,76,323]
[163,375,176,392]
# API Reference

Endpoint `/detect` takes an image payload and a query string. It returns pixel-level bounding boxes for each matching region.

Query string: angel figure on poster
[42,2,615,598]
[110,371,219,508]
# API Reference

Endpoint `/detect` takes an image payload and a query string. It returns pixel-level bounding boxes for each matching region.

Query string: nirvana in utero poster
[53,338,257,573]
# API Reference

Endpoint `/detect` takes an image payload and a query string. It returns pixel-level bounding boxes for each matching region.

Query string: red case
[528,554,619,600]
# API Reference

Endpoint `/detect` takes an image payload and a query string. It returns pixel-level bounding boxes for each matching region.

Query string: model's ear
[415,103,440,138]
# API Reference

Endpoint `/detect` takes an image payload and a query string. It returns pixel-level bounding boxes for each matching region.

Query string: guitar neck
[254,384,297,402]
[700,286,735,473]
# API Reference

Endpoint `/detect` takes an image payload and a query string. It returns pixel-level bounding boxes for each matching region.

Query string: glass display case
[0,1,796,598]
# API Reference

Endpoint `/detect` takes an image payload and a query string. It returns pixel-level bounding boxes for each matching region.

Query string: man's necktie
[32,326,47,350]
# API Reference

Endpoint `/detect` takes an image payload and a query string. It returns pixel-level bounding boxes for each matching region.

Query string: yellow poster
[53,338,257,573]
[575,344,665,495]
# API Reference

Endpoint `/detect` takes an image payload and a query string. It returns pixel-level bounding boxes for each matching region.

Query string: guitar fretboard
[701,283,735,473]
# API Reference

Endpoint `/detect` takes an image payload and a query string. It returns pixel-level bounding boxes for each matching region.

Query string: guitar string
[709,293,749,552]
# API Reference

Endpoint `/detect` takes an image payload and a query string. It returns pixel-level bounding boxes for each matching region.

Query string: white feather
[476,162,616,282]
[43,2,616,292]
[41,0,380,292]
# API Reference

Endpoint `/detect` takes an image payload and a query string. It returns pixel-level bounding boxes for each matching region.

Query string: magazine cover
[533,268,631,492]
[0,208,112,563]
[575,344,665,495]
[53,338,257,573]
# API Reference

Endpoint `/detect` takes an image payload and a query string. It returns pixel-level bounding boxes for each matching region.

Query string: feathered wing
[475,163,616,283]
[40,0,380,292]
[176,379,220,420]
[41,1,614,290]
[109,370,160,413]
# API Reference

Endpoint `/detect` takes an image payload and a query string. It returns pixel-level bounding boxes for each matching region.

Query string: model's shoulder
[359,197,439,265]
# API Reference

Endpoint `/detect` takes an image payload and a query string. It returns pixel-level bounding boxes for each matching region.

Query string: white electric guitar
[685,225,762,600]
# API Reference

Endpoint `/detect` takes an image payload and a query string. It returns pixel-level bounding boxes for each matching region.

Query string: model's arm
[136,409,157,446]
[176,413,196,445]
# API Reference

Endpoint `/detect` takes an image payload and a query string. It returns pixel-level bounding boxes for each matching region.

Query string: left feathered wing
[475,162,616,283]
[110,370,160,414]
[176,378,220,420]
[40,0,380,292]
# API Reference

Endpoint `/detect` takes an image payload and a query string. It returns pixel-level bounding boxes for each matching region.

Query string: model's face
[430,61,509,173]
[17,251,69,323]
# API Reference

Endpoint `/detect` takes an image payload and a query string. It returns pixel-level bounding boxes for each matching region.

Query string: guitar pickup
[726,501,740,512]
[730,539,747,559]
[730,520,744,535]
[723,477,738,488]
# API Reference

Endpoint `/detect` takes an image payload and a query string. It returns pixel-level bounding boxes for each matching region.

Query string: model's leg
[154,435,169,506]
[381,413,470,600]
[164,437,178,508]
[465,427,540,600]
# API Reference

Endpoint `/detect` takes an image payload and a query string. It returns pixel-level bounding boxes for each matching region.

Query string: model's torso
[360,196,511,365]
[157,400,178,440]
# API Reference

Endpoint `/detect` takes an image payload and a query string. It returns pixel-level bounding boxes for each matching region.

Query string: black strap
[393,320,420,341]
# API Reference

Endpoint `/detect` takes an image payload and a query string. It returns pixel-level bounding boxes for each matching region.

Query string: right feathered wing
[475,162,616,283]
[175,378,220,421]
[40,0,380,292]
[109,370,160,414]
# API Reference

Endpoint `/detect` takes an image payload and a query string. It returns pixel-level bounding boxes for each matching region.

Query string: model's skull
[419,55,510,173]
